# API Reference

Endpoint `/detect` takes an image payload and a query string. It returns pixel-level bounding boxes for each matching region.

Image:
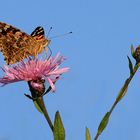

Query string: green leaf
[97,112,110,135]
[85,127,91,140]
[54,111,65,140]
[127,56,133,75]
[131,44,135,57]
[33,101,43,114]
[116,79,128,103]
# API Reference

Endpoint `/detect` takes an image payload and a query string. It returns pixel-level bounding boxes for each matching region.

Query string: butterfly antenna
[46,27,52,37]
[49,31,72,39]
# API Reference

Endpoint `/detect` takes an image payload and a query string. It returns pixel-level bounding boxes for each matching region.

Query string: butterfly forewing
[0,22,49,64]
[31,26,45,39]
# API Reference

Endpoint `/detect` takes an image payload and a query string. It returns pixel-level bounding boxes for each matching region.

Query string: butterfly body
[0,22,49,64]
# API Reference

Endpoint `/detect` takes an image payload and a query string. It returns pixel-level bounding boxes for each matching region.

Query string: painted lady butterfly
[0,22,50,64]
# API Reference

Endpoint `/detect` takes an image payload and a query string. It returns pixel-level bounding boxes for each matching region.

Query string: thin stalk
[94,64,139,140]
[27,81,54,132]
[110,64,139,114]
[35,97,54,132]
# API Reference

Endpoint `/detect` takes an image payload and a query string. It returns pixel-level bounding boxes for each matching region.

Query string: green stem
[94,64,139,140]
[110,64,139,113]
[27,81,54,132]
[94,133,100,140]
[35,97,54,132]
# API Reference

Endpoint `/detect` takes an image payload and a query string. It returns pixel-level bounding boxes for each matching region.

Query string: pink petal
[48,68,70,75]
[47,77,56,92]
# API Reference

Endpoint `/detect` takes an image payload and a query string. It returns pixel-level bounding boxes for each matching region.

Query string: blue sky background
[0,0,140,140]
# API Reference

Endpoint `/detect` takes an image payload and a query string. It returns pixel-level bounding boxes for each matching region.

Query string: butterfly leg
[45,46,52,60]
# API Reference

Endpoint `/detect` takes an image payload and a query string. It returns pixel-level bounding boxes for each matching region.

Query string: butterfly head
[44,39,51,47]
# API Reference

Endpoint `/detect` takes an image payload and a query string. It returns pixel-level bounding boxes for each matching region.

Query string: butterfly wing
[0,22,35,64]
[0,22,49,64]
[30,26,50,58]
[31,26,45,39]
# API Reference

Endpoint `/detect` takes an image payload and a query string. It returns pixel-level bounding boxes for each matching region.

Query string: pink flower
[0,53,69,92]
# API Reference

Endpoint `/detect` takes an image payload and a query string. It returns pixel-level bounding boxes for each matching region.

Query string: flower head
[0,53,69,91]
[133,45,140,63]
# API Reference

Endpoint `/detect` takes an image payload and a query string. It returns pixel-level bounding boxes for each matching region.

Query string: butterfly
[0,22,50,65]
